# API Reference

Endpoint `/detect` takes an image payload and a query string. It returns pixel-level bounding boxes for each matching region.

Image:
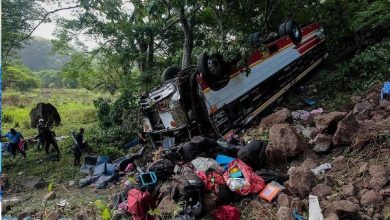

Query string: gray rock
[259,108,290,129]
[277,206,293,220]
[44,191,56,201]
[69,181,76,187]
[359,162,369,174]
[288,165,315,197]
[369,165,387,176]
[370,172,388,189]
[331,200,359,219]
[311,133,333,153]
[379,188,390,196]
[277,193,290,207]
[341,184,355,197]
[302,158,318,170]
[312,183,333,196]
[332,113,359,146]
[324,212,339,220]
[302,127,319,139]
[360,190,383,204]
[314,112,347,132]
[267,124,306,163]
[353,101,373,119]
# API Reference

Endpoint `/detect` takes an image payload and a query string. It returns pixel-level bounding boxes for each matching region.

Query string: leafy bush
[315,38,390,106]
[91,91,140,149]
[3,65,40,91]
[93,145,125,160]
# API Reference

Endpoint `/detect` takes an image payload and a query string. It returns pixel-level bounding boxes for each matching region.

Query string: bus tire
[197,52,230,91]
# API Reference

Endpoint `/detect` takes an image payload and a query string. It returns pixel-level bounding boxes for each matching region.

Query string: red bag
[213,205,240,220]
[127,189,155,220]
[196,171,225,192]
[223,159,265,195]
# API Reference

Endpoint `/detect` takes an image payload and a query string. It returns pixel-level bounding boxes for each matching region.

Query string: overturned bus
[140,21,327,148]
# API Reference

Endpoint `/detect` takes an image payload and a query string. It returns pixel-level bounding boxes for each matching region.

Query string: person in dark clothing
[2,128,27,159]
[35,123,60,155]
[74,128,88,166]
[36,119,45,151]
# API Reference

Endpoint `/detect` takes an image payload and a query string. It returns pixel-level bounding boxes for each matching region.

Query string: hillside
[15,37,70,71]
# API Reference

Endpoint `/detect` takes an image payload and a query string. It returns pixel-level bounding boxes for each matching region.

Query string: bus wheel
[197,52,230,91]
[279,20,302,44]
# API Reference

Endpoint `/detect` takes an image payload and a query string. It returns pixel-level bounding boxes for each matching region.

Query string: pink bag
[223,159,265,195]
[127,189,155,220]
[213,205,240,220]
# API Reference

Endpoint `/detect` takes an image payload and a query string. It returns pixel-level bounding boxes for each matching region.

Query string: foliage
[1,0,43,64]
[91,90,140,148]
[3,64,40,91]
[34,69,79,88]
[14,37,71,71]
[309,37,390,109]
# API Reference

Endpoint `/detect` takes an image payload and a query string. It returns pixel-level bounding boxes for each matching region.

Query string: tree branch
[3,5,80,66]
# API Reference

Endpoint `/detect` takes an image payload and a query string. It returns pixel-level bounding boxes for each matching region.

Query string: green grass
[1,88,114,184]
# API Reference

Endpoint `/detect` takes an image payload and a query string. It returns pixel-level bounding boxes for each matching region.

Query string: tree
[3,64,40,91]
[1,0,79,66]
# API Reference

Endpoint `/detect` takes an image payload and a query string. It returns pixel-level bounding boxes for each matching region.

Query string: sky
[31,7,99,50]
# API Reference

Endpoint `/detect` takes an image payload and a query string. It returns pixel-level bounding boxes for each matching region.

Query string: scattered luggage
[223,159,266,195]
[170,173,204,217]
[127,189,155,220]
[237,140,267,169]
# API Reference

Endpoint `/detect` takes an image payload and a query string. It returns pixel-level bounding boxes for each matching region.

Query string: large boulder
[30,103,61,127]
[267,124,306,162]
[259,108,290,129]
[332,113,359,146]
[314,112,347,132]
[288,165,315,197]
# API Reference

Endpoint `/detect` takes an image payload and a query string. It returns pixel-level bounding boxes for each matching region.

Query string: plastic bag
[191,157,224,172]
[223,159,265,195]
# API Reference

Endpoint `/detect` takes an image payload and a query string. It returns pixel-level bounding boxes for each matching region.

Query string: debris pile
[4,84,390,219]
[104,84,390,219]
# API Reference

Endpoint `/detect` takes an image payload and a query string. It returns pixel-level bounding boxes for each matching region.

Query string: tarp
[79,157,117,189]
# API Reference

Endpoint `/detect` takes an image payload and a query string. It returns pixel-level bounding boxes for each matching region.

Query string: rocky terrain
[242,84,390,219]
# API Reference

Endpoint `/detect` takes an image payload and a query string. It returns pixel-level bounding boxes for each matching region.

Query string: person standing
[74,128,88,166]
[35,123,60,155]
[2,128,26,159]
[44,125,60,156]
[36,119,45,151]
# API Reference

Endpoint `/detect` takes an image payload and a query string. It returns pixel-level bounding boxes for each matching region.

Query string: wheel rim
[207,58,222,76]
[293,27,300,38]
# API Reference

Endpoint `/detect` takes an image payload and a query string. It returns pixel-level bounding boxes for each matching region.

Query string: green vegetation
[15,37,71,71]
[2,65,39,91]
